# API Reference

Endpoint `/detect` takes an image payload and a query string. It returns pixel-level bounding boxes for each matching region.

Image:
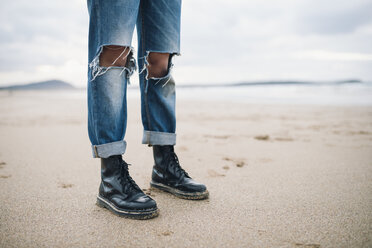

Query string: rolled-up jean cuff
[142,130,176,145]
[91,140,127,158]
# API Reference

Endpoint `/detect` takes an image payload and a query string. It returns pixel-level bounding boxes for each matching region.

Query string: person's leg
[137,0,208,199]
[87,0,158,219]
[136,0,180,145]
[87,0,138,158]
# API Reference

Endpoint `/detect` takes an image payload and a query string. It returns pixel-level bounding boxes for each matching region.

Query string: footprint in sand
[222,157,245,168]
[159,231,174,236]
[58,183,74,188]
[347,130,371,135]
[0,161,6,169]
[255,135,294,142]
[294,243,320,248]
[207,169,225,177]
[0,174,11,179]
[254,135,270,141]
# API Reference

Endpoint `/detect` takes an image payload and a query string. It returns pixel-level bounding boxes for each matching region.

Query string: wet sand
[0,90,371,247]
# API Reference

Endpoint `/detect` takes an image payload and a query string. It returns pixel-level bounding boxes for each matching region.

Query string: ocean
[173,82,372,106]
[34,81,372,106]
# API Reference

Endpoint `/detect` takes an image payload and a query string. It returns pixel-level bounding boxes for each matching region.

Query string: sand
[0,90,371,248]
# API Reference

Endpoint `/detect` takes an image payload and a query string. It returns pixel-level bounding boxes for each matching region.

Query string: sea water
[174,82,372,106]
[46,82,372,106]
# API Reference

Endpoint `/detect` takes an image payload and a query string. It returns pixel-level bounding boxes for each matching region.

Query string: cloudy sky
[1,0,372,87]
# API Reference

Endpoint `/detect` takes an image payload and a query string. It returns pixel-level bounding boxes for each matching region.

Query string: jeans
[87,0,182,158]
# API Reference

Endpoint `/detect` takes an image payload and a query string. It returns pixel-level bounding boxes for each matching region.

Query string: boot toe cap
[111,194,157,211]
[133,194,157,210]
[180,178,207,193]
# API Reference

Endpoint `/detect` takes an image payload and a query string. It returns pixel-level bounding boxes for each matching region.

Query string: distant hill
[0,80,76,91]
[177,79,364,88]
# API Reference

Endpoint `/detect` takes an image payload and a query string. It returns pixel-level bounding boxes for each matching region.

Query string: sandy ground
[0,90,371,248]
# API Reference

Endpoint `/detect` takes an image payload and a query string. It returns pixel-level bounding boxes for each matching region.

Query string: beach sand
[0,90,371,247]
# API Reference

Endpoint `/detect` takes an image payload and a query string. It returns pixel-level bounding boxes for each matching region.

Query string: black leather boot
[150,145,209,200]
[96,155,158,219]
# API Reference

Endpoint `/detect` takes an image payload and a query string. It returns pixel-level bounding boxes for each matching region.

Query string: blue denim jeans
[87,0,181,158]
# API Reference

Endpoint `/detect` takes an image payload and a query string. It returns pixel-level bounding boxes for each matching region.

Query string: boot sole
[150,181,209,200]
[96,195,159,220]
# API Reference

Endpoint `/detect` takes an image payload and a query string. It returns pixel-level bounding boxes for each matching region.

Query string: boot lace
[164,148,190,179]
[119,160,142,193]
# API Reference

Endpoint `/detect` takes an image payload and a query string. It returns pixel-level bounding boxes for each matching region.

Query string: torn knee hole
[139,52,178,88]
[145,52,174,79]
[89,45,136,81]
[99,45,130,67]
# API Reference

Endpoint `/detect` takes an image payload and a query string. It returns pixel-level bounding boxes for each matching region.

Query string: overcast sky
[0,0,372,87]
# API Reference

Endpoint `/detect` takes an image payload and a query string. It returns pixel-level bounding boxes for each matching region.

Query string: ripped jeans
[87,0,181,158]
